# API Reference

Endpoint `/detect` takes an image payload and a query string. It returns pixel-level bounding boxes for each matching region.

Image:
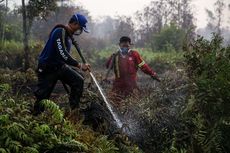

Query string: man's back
[38,27,71,67]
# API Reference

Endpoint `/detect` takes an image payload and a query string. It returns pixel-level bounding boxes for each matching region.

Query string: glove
[151,75,161,82]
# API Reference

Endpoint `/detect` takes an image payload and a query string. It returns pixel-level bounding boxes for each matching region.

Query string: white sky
[75,0,229,28]
[8,0,230,28]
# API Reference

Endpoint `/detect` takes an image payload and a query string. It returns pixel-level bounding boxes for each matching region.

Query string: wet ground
[22,64,188,153]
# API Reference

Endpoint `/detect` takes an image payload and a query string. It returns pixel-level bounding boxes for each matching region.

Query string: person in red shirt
[106,36,160,97]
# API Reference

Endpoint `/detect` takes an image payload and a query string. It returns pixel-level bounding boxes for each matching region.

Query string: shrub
[171,34,230,153]
[153,24,186,51]
[0,83,142,153]
[0,41,42,69]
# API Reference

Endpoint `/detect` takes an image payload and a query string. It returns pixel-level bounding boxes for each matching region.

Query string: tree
[90,16,117,42]
[0,5,5,42]
[0,4,23,43]
[112,16,135,43]
[135,0,194,50]
[0,0,8,43]
[21,0,57,70]
[168,0,195,43]
[206,9,216,31]
[180,0,195,32]
[153,23,185,51]
[206,0,225,35]
[228,4,230,25]
[136,5,156,46]
[31,4,90,41]
[84,15,134,49]
[215,0,225,35]
[31,3,93,57]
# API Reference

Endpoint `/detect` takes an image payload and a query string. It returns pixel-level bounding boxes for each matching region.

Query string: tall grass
[138,48,184,64]
[0,40,42,53]
[96,47,184,64]
[0,40,24,53]
[0,40,43,69]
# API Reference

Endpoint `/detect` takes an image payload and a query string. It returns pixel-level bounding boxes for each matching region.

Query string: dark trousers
[34,64,84,113]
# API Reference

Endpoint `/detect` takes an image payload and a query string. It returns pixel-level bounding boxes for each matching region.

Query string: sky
[8,0,229,28]
[74,0,218,28]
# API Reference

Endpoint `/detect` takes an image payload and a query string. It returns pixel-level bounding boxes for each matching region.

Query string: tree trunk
[215,0,225,35]
[1,0,7,43]
[22,0,30,70]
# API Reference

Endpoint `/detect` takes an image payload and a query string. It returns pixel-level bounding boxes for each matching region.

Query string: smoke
[197,26,230,46]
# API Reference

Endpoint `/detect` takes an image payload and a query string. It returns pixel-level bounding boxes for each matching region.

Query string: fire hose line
[70,36,123,128]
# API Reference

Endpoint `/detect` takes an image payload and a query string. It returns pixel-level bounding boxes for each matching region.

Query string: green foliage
[172,34,230,153]
[0,3,23,42]
[0,89,64,152]
[0,40,24,53]
[92,136,119,153]
[0,91,88,152]
[0,83,11,94]
[95,47,183,71]
[153,24,186,51]
[0,68,37,97]
[4,23,23,41]
[137,49,184,64]
[90,45,117,65]
[0,40,42,69]
[27,0,57,21]
[41,99,64,123]
[0,83,141,153]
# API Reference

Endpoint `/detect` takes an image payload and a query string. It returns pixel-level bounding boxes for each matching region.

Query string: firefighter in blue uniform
[33,13,90,115]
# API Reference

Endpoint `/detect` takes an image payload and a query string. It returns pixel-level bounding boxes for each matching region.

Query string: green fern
[0,82,142,153]
[0,83,11,96]
[195,127,223,153]
[40,99,64,123]
[93,136,119,153]
[0,148,7,153]
[22,147,39,153]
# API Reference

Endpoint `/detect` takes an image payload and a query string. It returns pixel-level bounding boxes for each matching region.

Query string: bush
[0,41,42,69]
[4,23,23,41]
[0,83,142,153]
[94,47,184,70]
[171,34,230,153]
[0,97,88,152]
[153,24,186,51]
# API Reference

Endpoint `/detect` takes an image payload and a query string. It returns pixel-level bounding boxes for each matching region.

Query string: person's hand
[82,63,91,71]
[78,63,91,71]
[151,74,161,82]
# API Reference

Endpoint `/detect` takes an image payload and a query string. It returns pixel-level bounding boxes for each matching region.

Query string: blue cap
[72,13,90,33]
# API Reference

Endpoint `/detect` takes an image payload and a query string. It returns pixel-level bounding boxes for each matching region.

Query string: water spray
[70,36,123,128]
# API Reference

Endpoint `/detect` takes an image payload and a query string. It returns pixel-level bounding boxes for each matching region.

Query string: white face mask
[74,28,83,35]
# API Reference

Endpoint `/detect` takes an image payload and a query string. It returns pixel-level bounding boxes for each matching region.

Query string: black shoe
[32,109,42,116]
[32,101,44,116]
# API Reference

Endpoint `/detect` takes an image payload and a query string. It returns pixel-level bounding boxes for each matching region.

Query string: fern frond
[0,148,7,153]
[22,147,39,153]
[41,99,64,122]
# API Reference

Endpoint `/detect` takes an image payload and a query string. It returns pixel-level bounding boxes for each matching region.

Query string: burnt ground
[64,64,188,153]
[11,63,188,153]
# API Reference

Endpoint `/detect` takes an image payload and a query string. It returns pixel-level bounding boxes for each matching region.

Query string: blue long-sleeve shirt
[38,27,79,67]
